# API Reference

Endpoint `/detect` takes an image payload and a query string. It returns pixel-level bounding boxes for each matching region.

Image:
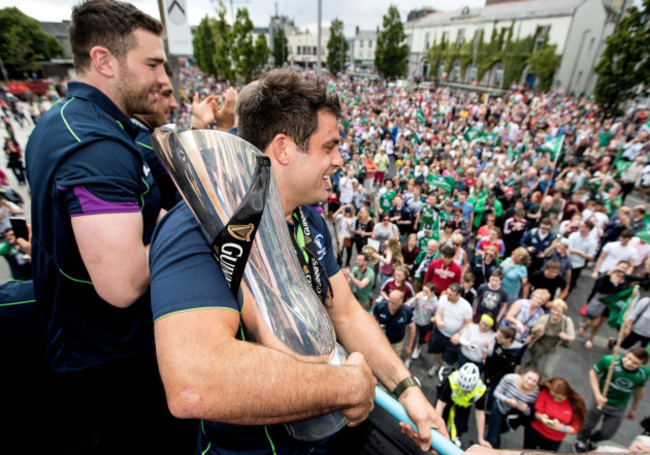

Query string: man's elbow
[166,385,208,419]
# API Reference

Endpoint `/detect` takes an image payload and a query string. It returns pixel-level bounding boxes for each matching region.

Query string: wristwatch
[392,375,421,399]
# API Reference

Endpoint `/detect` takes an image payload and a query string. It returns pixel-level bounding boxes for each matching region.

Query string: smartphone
[10,217,28,240]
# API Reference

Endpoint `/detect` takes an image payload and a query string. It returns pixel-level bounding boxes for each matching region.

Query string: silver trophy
[151,127,347,441]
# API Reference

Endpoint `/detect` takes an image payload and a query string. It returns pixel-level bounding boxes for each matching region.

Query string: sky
[0,0,486,36]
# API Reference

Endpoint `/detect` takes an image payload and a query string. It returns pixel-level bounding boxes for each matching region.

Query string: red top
[423,258,461,294]
[531,389,580,441]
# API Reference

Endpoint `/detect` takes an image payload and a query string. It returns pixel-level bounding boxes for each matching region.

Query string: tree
[212,2,234,82]
[272,27,289,68]
[374,5,409,80]
[231,8,265,83]
[193,16,218,76]
[527,45,560,92]
[0,7,63,78]
[326,18,349,74]
[254,34,270,71]
[594,0,650,116]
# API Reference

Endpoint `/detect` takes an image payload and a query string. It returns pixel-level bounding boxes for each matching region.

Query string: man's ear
[268,135,291,166]
[88,46,118,78]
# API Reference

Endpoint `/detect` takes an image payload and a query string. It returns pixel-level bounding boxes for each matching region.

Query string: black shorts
[427,328,460,364]
[415,323,433,345]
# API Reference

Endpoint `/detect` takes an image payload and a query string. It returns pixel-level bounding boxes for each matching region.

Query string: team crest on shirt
[313,234,327,261]
[143,163,151,177]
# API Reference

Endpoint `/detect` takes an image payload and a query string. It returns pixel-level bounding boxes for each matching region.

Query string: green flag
[411,132,421,145]
[429,175,454,192]
[644,214,650,231]
[464,126,479,142]
[417,109,426,125]
[507,145,515,162]
[478,131,501,145]
[537,135,564,160]
[600,287,635,329]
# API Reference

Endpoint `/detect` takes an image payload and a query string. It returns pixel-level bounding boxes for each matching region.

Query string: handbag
[343,237,352,248]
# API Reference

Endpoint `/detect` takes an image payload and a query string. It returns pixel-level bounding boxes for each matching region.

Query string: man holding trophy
[149,69,447,454]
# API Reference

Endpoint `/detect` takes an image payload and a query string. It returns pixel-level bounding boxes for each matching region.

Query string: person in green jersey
[378,180,397,215]
[419,193,437,231]
[574,347,649,452]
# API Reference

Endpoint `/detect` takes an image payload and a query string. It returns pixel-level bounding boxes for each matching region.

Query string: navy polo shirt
[150,202,340,454]
[133,121,180,210]
[25,81,161,373]
[373,303,413,344]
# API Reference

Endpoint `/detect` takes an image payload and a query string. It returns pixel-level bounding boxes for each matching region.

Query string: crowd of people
[2,0,650,453]
[325,70,650,450]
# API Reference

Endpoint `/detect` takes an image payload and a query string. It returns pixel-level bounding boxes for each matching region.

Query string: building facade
[405,0,628,93]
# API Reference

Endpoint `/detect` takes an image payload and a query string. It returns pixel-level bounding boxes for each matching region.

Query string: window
[425,32,430,49]
[360,40,364,48]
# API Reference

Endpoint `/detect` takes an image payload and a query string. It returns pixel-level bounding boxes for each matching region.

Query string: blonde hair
[531,288,552,303]
[451,233,464,245]
[548,299,568,314]
[512,247,531,267]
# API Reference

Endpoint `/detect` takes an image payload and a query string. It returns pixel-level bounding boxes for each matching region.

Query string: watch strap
[392,375,421,399]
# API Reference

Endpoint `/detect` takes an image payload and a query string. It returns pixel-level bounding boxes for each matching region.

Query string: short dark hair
[498,326,516,340]
[545,259,561,270]
[620,229,634,239]
[441,246,455,258]
[69,0,164,72]
[629,347,649,364]
[490,269,504,280]
[237,68,341,153]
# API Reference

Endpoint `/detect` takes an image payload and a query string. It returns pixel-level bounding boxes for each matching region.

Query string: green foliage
[192,2,267,83]
[0,7,63,78]
[594,0,650,116]
[326,18,349,74]
[254,33,270,71]
[212,4,234,82]
[231,8,265,83]
[427,22,559,89]
[527,45,560,91]
[272,27,289,68]
[193,16,218,76]
[375,5,409,80]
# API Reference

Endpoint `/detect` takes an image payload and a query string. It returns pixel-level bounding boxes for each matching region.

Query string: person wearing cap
[458,314,497,372]
[434,362,490,448]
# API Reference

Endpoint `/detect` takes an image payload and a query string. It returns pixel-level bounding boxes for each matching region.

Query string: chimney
[356,25,359,36]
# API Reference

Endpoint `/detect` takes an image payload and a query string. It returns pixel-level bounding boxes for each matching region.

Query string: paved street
[5,115,649,453]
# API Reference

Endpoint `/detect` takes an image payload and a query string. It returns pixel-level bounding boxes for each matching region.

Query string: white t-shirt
[598,240,637,274]
[438,295,472,337]
[459,323,497,362]
[567,231,597,269]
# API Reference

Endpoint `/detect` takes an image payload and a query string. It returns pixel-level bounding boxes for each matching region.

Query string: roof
[408,0,585,27]
[40,21,70,38]
[355,30,378,40]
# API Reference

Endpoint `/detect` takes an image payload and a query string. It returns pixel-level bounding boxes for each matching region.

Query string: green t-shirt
[593,355,649,408]
[420,204,436,227]
[603,197,622,218]
[379,189,397,213]
[418,234,434,250]
[350,266,376,303]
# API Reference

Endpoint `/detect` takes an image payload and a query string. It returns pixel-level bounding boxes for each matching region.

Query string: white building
[351,29,378,71]
[405,0,628,93]
[287,28,330,68]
